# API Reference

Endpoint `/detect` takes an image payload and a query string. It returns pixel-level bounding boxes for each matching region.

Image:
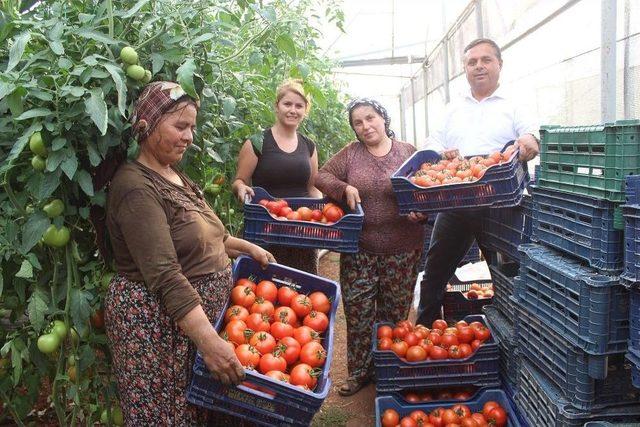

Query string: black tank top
[252,128,315,198]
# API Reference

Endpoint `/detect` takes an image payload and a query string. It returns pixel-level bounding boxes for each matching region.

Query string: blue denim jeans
[416,209,493,326]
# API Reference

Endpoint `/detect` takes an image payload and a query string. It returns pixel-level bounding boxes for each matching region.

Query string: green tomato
[119,46,138,65]
[31,155,46,171]
[29,132,47,157]
[101,407,124,426]
[204,183,221,196]
[37,333,60,354]
[42,224,71,248]
[43,199,65,218]
[126,64,145,81]
[228,208,235,215]
[70,327,80,346]
[67,354,76,367]
[141,69,152,84]
[50,320,68,340]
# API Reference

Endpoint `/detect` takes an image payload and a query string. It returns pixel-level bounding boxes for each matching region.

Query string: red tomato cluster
[380,400,508,427]
[410,146,517,188]
[403,388,475,403]
[446,282,494,300]
[377,319,492,362]
[258,199,345,223]
[223,277,332,391]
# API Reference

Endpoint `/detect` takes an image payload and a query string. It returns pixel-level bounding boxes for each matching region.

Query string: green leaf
[75,29,118,45]
[6,90,23,116]
[151,53,165,75]
[25,253,42,270]
[102,63,127,117]
[191,33,215,45]
[76,170,94,196]
[70,288,91,337]
[60,151,78,180]
[20,213,50,254]
[257,5,277,23]
[85,88,108,135]
[6,32,30,72]
[37,169,61,199]
[16,108,52,120]
[120,0,150,18]
[87,141,102,166]
[221,96,236,118]
[249,132,263,153]
[0,122,40,175]
[0,81,15,101]
[49,40,64,55]
[51,137,67,151]
[15,260,33,279]
[27,289,48,333]
[48,22,64,41]
[206,147,223,163]
[46,149,65,171]
[0,268,3,298]
[276,34,296,58]
[176,58,197,99]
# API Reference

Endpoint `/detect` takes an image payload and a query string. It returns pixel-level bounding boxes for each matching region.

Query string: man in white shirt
[416,38,539,326]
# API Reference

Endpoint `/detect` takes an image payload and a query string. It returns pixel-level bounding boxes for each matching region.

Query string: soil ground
[311,252,376,427]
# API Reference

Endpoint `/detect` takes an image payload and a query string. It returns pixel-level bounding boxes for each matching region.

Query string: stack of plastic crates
[508,121,640,425]
[481,193,532,263]
[186,256,340,426]
[621,175,640,389]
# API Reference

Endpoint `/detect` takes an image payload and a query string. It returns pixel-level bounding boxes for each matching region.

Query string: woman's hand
[232,179,254,204]
[407,212,427,223]
[249,244,276,268]
[200,334,245,385]
[344,185,361,211]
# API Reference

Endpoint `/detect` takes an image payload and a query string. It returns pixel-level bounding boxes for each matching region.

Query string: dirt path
[312,252,376,427]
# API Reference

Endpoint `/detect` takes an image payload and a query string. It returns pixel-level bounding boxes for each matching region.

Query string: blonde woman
[233,79,321,273]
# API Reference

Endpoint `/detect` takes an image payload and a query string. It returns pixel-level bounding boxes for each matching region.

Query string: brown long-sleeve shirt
[315,140,424,255]
[107,161,230,321]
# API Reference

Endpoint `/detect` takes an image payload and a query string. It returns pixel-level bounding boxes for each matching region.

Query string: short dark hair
[463,38,502,62]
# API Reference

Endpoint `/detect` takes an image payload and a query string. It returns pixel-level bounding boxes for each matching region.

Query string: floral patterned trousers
[339,249,422,382]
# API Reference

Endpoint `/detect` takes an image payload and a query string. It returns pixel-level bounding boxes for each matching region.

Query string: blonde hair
[276,79,311,113]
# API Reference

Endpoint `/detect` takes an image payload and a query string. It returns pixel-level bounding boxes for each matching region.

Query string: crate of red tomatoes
[375,388,521,427]
[391,142,529,214]
[443,277,494,322]
[186,255,340,426]
[243,187,364,253]
[372,315,500,393]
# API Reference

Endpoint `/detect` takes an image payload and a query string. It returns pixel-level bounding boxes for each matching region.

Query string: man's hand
[442,149,460,160]
[344,185,361,211]
[515,134,539,162]
[407,212,427,223]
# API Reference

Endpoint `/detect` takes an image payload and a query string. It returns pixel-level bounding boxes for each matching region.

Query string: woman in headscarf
[104,81,274,425]
[315,98,426,396]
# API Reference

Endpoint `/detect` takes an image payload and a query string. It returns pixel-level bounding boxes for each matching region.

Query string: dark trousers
[416,209,492,326]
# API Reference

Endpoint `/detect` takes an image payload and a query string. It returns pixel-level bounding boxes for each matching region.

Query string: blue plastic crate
[522,193,533,243]
[391,143,530,214]
[186,256,341,426]
[482,197,530,261]
[530,186,624,271]
[375,389,523,427]
[516,360,640,427]
[627,348,640,389]
[514,243,629,355]
[625,175,640,205]
[372,315,500,392]
[483,305,520,390]
[242,187,364,253]
[489,262,519,322]
[628,287,640,354]
[443,278,493,322]
[512,299,638,410]
[621,204,640,285]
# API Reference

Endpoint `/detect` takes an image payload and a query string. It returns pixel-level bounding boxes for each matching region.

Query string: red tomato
[289,363,317,390]
[265,370,289,383]
[308,291,331,313]
[235,344,260,368]
[409,410,429,424]
[277,336,301,366]
[458,343,473,358]
[471,413,488,426]
[482,401,501,419]
[303,311,329,333]
[404,332,420,347]
[405,345,427,362]
[378,325,393,339]
[299,341,327,368]
[255,280,278,303]
[397,320,414,331]
[381,409,400,427]
[399,416,418,427]
[258,353,287,374]
[274,306,298,325]
[429,408,445,426]
[404,392,421,403]
[250,297,275,320]
[391,340,408,357]
[249,331,276,355]
[471,339,482,351]
[393,326,409,339]
[428,332,442,345]
[235,278,256,292]
[290,294,313,318]
[432,319,448,331]
[245,313,271,333]
[429,346,449,360]
[324,205,344,222]
[293,326,320,346]
[270,321,294,340]
[440,333,459,349]
[448,345,463,359]
[452,404,472,419]
[487,407,507,427]
[277,286,298,306]
[224,305,249,323]
[474,326,491,342]
[457,326,475,344]
[225,319,250,345]
[378,337,393,350]
[441,408,460,425]
[310,209,323,221]
[230,285,256,308]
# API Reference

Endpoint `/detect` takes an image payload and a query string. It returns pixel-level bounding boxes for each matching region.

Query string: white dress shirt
[423,85,539,156]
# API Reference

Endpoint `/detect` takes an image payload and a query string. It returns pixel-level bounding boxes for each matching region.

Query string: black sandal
[338,377,369,396]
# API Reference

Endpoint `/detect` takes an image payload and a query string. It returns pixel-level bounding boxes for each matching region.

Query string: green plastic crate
[538,120,640,202]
